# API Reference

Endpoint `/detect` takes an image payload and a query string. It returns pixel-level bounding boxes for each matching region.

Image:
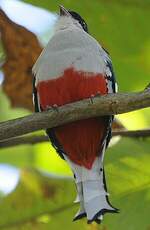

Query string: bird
[32,5,119,224]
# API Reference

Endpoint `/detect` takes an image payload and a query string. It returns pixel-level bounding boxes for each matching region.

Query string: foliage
[0,138,150,229]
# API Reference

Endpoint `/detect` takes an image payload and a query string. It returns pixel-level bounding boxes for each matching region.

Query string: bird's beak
[59,5,70,16]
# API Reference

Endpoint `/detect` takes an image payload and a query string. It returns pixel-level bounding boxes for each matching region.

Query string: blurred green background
[0,0,150,229]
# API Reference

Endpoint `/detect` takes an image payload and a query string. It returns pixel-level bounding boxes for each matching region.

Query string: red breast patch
[37,68,108,169]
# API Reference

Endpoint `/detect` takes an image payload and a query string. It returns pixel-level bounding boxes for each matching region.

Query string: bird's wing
[32,75,40,112]
[101,54,118,149]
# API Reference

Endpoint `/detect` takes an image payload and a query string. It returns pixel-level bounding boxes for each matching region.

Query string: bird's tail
[73,167,119,223]
[64,153,119,223]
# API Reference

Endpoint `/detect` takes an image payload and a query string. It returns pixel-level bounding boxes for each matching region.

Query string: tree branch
[0,129,150,148]
[0,135,48,148]
[112,129,150,138]
[0,87,150,142]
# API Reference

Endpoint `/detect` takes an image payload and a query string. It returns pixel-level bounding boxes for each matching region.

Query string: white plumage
[63,142,116,221]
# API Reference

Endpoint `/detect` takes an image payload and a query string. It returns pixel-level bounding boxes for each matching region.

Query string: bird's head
[58,5,88,33]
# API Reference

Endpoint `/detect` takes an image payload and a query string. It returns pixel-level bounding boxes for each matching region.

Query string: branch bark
[112,129,150,138]
[0,87,150,142]
[0,129,150,148]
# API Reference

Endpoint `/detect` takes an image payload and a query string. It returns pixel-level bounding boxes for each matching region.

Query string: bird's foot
[52,104,59,112]
[95,91,101,97]
[46,104,59,113]
[89,94,95,104]
[89,92,101,104]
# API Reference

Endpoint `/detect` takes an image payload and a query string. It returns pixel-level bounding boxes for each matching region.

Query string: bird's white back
[33,16,110,85]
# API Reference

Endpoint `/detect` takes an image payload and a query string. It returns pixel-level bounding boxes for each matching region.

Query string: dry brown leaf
[0,8,42,111]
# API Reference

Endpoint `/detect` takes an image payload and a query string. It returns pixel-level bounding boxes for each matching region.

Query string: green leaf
[102,137,150,230]
[0,138,150,230]
[0,168,86,230]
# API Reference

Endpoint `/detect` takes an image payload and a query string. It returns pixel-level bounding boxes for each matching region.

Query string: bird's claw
[89,94,95,104]
[52,104,59,112]
[46,104,59,112]
[89,92,101,104]
[95,91,101,97]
